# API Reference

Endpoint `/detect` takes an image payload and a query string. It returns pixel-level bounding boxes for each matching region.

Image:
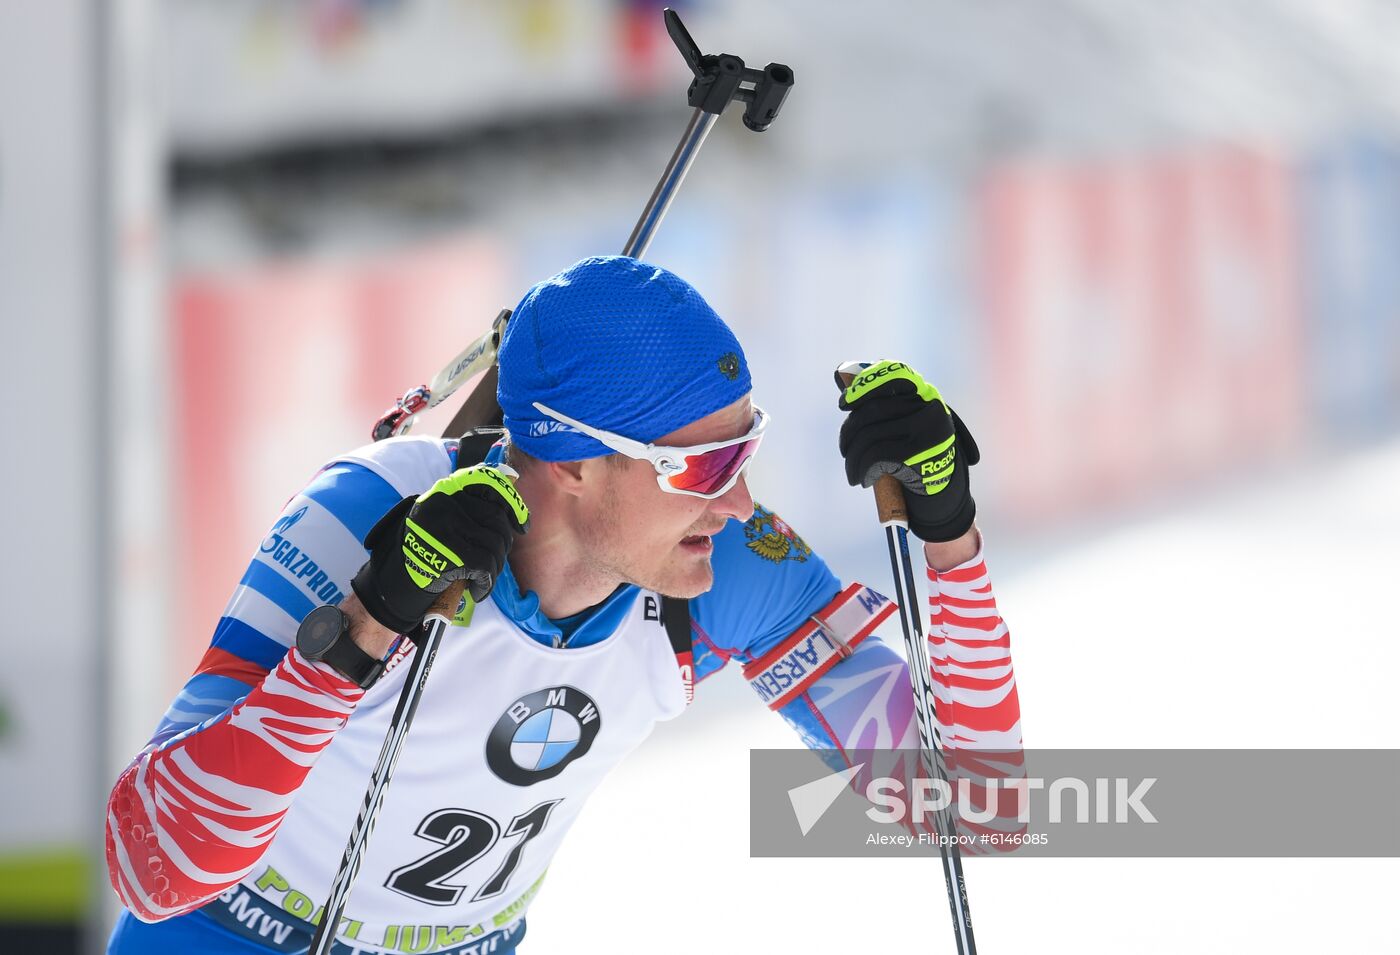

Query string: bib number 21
[385,800,561,906]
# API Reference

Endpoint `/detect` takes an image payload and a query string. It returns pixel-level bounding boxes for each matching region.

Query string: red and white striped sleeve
[926,546,1021,750]
[104,650,365,922]
[926,543,1025,848]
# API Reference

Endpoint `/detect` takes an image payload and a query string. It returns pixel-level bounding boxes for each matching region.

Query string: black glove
[352,465,531,634]
[836,360,980,543]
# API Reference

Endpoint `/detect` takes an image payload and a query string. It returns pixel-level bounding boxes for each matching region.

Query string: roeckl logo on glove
[905,432,958,494]
[920,448,956,487]
[476,467,528,516]
[403,531,449,572]
[852,361,909,392]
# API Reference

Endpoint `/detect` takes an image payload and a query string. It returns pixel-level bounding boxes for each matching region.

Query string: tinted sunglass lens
[669,439,758,495]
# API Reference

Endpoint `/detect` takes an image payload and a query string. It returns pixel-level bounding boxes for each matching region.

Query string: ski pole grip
[424,580,467,624]
[836,370,910,527]
[871,476,909,526]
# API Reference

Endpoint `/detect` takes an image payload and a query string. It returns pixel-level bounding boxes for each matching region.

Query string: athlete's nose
[711,472,754,523]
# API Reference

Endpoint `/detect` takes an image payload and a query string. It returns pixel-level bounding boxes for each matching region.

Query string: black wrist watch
[295,605,385,689]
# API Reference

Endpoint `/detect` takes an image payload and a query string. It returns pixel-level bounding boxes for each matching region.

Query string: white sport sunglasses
[530,401,769,500]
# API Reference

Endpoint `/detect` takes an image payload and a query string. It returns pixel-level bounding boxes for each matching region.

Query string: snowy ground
[527,438,1399,954]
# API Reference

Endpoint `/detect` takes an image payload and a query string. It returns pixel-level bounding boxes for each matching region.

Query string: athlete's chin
[650,555,715,600]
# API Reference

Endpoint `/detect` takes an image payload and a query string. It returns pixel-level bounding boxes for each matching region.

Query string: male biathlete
[105,256,1021,954]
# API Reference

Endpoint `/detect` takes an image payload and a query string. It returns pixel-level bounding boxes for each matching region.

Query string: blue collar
[490,560,640,649]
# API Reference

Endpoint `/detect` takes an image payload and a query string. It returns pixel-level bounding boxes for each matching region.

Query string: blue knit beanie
[497,256,752,461]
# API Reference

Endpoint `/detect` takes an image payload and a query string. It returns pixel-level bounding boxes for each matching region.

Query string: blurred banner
[980,144,1304,523]
[979,146,1306,525]
[170,236,508,677]
[1297,136,1400,438]
[165,0,686,155]
[1,4,108,954]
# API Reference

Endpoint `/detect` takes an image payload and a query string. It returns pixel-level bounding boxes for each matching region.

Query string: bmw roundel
[486,686,601,786]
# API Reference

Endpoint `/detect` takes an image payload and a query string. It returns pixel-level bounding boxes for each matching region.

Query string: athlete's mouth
[681,523,726,547]
[679,533,716,553]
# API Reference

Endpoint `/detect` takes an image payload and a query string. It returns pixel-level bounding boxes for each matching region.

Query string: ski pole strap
[449,427,508,470]
[370,386,433,442]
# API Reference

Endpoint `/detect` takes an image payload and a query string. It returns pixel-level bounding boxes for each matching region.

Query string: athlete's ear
[546,458,589,497]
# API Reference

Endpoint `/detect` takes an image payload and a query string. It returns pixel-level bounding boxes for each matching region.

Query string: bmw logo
[486,686,601,786]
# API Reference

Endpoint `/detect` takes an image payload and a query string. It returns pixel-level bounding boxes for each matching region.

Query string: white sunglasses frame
[530,401,770,500]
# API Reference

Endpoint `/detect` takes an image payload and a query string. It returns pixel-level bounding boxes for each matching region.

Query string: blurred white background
[1,1,1396,952]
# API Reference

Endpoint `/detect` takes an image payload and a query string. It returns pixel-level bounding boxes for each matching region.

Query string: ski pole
[837,368,977,955]
[307,588,459,955]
